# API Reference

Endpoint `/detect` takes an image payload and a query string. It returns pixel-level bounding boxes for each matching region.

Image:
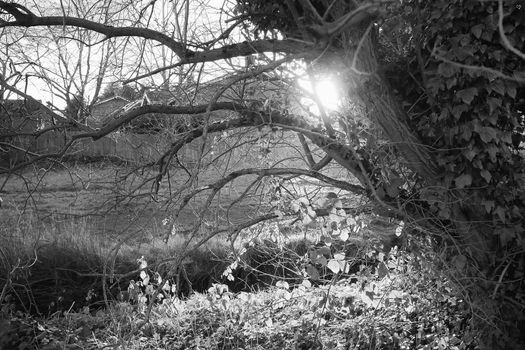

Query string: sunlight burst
[298,76,342,115]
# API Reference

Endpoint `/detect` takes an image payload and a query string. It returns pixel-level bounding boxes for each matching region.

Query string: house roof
[0,99,49,132]
[93,95,130,106]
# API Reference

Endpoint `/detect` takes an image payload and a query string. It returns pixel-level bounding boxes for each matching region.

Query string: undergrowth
[0,213,484,350]
[1,242,479,350]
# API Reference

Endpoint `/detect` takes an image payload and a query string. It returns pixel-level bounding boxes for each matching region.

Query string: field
[0,162,270,239]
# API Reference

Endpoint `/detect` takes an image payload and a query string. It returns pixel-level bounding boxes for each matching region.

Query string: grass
[0,210,485,350]
[0,212,232,316]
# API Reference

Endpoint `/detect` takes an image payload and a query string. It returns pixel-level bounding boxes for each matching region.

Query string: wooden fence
[3,129,306,169]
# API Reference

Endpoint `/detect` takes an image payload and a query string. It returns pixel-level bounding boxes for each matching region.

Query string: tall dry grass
[0,211,232,315]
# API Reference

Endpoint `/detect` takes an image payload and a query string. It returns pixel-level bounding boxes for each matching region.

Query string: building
[0,99,47,167]
[87,96,130,128]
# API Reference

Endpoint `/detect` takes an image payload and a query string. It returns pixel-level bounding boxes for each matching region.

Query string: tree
[0,1,524,347]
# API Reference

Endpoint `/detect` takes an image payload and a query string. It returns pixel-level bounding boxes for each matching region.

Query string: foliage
[380,2,525,343]
[388,0,525,238]
[1,234,480,350]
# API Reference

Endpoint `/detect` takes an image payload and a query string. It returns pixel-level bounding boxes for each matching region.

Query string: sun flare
[298,76,341,115]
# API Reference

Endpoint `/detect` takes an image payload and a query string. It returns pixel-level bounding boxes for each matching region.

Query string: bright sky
[14,0,343,116]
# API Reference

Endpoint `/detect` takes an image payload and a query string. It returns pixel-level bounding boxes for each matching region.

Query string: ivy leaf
[456,87,478,104]
[377,262,389,280]
[463,148,477,161]
[334,253,345,260]
[316,255,328,267]
[455,174,472,188]
[339,228,350,241]
[437,62,455,78]
[487,145,498,162]
[452,104,469,119]
[499,228,516,246]
[487,97,500,114]
[512,71,525,81]
[494,206,506,223]
[505,84,517,98]
[318,246,331,257]
[478,127,497,143]
[491,80,505,95]
[471,24,483,38]
[480,169,492,183]
[482,200,495,213]
[306,265,320,280]
[302,214,314,226]
[327,260,340,274]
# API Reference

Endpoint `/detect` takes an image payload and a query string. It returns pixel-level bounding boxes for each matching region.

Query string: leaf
[456,87,478,104]
[505,84,517,98]
[316,255,328,267]
[491,80,505,95]
[377,262,389,280]
[452,104,469,119]
[306,265,320,280]
[275,280,289,290]
[302,279,312,288]
[482,200,495,213]
[339,228,349,241]
[298,197,310,205]
[318,246,331,256]
[334,253,345,260]
[327,260,340,274]
[512,71,525,82]
[463,148,476,161]
[307,206,317,218]
[499,228,516,246]
[480,169,492,183]
[486,145,498,162]
[301,214,314,226]
[395,221,405,237]
[487,97,500,114]
[437,62,455,78]
[471,24,483,38]
[455,174,472,189]
[494,206,506,223]
[478,127,497,143]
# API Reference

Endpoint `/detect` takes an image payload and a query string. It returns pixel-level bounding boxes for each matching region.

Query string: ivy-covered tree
[0,0,523,347]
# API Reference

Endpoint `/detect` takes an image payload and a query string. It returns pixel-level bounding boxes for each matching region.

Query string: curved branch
[0,1,315,73]
[498,0,525,62]
[168,166,367,242]
[178,167,366,209]
[125,40,313,83]
[79,102,247,140]
[0,1,187,57]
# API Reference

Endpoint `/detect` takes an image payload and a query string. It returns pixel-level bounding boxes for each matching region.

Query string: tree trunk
[345,27,495,269]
